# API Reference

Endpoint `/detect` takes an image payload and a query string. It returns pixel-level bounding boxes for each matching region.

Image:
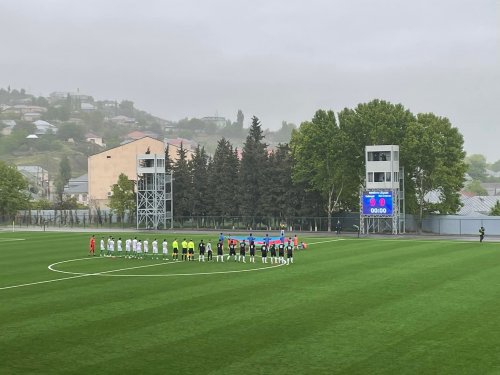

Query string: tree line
[164,99,468,230]
[2,99,471,228]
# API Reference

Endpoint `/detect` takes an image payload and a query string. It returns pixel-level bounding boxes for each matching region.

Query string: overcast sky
[1,0,498,160]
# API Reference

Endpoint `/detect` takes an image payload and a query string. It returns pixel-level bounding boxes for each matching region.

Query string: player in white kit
[109,237,115,256]
[162,239,168,260]
[143,239,149,259]
[100,237,105,257]
[132,237,138,257]
[136,240,143,259]
[117,238,122,256]
[152,239,159,259]
[125,238,131,258]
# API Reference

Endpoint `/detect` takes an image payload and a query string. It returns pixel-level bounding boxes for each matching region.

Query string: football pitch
[1,231,500,374]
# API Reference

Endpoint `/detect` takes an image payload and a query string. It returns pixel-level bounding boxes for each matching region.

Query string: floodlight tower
[136,153,173,229]
[360,145,403,234]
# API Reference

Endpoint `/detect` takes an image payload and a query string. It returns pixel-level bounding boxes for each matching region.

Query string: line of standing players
[89,233,296,265]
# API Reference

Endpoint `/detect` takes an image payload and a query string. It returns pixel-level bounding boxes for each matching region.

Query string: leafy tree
[402,113,467,225]
[31,198,53,210]
[34,96,49,107]
[291,110,348,231]
[490,159,500,172]
[0,161,30,218]
[337,100,417,209]
[463,180,488,196]
[490,200,500,216]
[268,121,296,143]
[465,154,487,180]
[239,116,268,223]
[109,173,136,223]
[57,122,85,142]
[118,100,135,117]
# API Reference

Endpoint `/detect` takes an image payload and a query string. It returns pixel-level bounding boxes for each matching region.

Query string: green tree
[173,143,192,217]
[239,116,268,224]
[264,144,298,227]
[291,110,349,231]
[118,100,135,117]
[206,138,239,219]
[188,145,209,216]
[490,159,500,172]
[465,154,487,180]
[55,155,72,205]
[0,161,30,218]
[490,200,500,216]
[57,122,85,142]
[402,113,467,226]
[109,173,136,223]
[463,180,488,196]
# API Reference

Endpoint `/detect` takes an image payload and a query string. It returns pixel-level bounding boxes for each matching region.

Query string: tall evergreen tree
[55,155,71,206]
[172,143,192,218]
[189,145,209,216]
[263,144,299,228]
[207,138,239,219]
[239,116,268,224]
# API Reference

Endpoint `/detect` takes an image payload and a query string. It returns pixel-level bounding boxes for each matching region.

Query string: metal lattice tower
[136,153,173,229]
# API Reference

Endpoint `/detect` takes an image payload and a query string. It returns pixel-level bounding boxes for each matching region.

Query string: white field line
[0,238,26,242]
[48,257,176,276]
[88,262,286,277]
[0,274,92,291]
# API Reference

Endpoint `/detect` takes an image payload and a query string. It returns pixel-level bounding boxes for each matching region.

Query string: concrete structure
[88,137,165,208]
[361,145,402,234]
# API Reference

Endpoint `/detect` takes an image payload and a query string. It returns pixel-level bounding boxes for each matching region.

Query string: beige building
[89,137,160,208]
[88,136,189,208]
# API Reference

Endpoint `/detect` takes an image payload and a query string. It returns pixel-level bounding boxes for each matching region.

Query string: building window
[368,172,374,182]
[386,172,391,181]
[393,151,399,161]
[394,172,399,181]
[374,172,385,182]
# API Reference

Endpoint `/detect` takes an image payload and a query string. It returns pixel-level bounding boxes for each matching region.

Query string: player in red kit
[89,235,96,256]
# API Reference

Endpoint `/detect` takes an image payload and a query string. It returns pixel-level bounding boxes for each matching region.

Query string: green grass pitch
[1,231,500,374]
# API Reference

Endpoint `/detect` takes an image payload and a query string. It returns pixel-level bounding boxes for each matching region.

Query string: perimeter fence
[2,211,500,236]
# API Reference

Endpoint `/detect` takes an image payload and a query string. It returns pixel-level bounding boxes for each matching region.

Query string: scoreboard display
[362,191,393,215]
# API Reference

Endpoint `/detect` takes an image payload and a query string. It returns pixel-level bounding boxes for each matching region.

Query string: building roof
[64,181,88,194]
[126,130,147,140]
[458,195,500,216]
[91,136,163,156]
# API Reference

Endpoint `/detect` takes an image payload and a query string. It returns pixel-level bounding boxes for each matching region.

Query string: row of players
[88,236,295,264]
